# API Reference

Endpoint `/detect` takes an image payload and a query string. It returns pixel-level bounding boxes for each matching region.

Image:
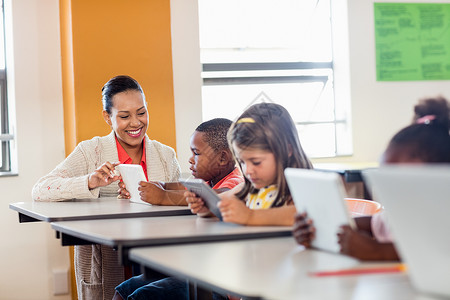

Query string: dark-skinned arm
[138,181,187,206]
[338,225,400,261]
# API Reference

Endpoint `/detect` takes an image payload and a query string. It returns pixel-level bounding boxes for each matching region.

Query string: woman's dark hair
[102,75,144,114]
[385,96,450,163]
[229,102,313,207]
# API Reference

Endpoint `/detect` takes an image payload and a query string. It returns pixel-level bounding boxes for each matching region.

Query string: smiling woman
[31,75,181,300]
[101,76,150,175]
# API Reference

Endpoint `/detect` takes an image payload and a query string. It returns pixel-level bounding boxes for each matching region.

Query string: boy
[119,118,243,205]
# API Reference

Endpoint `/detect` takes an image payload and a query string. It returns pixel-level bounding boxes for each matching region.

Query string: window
[0,0,13,174]
[198,0,352,158]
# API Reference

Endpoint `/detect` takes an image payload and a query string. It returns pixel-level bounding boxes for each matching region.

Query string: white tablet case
[363,166,450,298]
[116,164,149,205]
[285,168,355,253]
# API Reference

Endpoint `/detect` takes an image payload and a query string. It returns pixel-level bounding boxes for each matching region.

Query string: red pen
[309,264,407,277]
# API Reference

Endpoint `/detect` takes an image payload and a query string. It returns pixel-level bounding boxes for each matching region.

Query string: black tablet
[181,179,222,220]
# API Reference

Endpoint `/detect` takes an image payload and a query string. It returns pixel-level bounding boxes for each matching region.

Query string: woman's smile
[126,128,143,138]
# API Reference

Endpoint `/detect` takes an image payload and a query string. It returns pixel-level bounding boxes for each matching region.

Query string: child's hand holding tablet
[115,164,149,205]
[286,168,355,253]
[182,179,222,220]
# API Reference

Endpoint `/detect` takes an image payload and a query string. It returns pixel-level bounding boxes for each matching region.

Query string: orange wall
[60,0,76,155]
[60,0,176,151]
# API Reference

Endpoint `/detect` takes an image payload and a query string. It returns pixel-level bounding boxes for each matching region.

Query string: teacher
[32,75,181,299]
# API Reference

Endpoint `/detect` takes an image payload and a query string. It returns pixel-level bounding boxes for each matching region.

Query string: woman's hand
[117,180,130,199]
[218,197,252,225]
[88,161,121,190]
[185,191,211,216]
[292,212,315,247]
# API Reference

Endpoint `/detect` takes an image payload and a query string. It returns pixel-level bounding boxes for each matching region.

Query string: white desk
[9,197,192,222]
[51,215,292,264]
[129,237,437,300]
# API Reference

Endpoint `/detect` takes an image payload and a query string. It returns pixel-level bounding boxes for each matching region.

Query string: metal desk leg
[188,281,213,300]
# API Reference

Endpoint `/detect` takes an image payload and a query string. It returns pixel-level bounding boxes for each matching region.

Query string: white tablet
[363,166,450,297]
[115,164,148,205]
[285,168,355,253]
[181,179,222,220]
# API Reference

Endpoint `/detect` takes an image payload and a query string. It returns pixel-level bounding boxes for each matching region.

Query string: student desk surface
[9,197,192,223]
[129,237,436,300]
[51,215,292,264]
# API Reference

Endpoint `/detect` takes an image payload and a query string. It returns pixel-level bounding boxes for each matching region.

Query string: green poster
[374,3,450,81]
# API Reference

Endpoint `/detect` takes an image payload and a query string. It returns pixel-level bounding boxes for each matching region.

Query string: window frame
[198,0,352,158]
[0,0,14,175]
[201,61,351,158]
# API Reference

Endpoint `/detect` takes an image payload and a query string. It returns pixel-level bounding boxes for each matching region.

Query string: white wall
[172,0,450,169]
[171,0,203,174]
[0,0,71,299]
[344,0,450,164]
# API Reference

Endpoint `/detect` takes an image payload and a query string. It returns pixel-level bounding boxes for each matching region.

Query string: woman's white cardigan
[32,131,181,300]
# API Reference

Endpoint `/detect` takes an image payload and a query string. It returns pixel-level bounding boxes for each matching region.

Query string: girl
[294,96,450,260]
[32,75,181,299]
[187,102,313,226]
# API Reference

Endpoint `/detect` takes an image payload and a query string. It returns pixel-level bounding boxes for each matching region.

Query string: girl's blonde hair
[229,103,313,207]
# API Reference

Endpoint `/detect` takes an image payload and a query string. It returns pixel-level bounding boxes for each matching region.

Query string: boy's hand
[292,212,315,247]
[185,191,211,215]
[138,181,167,204]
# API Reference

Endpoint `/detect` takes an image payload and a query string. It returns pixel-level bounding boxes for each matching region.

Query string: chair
[344,198,382,217]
